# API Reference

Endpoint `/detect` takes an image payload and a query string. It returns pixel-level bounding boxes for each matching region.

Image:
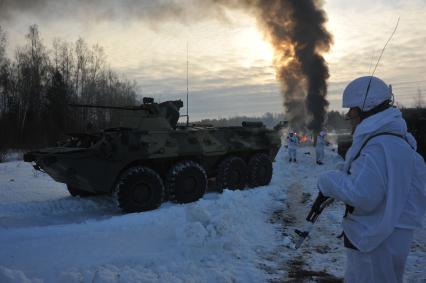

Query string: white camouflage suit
[315,133,326,163]
[317,107,426,283]
[287,134,299,161]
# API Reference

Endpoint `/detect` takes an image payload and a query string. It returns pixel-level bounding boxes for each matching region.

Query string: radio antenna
[186,42,189,126]
[367,52,375,75]
[361,17,399,111]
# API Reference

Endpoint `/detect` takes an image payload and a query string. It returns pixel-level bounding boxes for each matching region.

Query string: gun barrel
[68,103,144,111]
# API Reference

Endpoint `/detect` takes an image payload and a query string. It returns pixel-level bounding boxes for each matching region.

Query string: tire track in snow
[264,147,344,282]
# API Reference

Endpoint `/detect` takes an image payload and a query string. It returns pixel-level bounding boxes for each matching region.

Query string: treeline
[0,25,138,150]
[195,112,286,129]
[195,110,350,131]
[326,110,351,131]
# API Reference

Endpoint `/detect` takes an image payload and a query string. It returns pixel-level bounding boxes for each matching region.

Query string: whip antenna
[186,42,189,126]
[361,17,400,111]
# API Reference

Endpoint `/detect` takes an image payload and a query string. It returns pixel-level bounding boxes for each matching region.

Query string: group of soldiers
[286,131,328,165]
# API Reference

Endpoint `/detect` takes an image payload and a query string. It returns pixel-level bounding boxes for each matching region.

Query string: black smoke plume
[231,0,333,132]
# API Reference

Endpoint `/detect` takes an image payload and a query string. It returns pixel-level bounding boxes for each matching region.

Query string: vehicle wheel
[114,166,164,213]
[166,161,207,203]
[67,185,96,197]
[248,153,273,188]
[216,156,248,192]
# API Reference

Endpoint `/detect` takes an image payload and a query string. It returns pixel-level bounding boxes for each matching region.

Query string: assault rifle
[293,192,334,249]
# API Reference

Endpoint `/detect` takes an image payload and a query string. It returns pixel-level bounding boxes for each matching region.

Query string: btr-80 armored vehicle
[24,98,282,213]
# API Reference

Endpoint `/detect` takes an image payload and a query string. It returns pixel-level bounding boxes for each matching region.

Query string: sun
[236,25,274,68]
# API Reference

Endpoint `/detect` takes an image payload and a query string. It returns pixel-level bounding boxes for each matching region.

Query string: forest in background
[0,25,138,150]
[192,110,350,132]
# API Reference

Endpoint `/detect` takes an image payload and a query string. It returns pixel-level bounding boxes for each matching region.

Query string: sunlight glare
[236,25,274,68]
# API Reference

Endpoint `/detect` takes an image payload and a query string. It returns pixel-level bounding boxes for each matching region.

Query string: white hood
[343,107,417,173]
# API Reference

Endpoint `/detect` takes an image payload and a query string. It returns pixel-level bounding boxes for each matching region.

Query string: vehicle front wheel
[114,166,164,213]
[166,161,207,203]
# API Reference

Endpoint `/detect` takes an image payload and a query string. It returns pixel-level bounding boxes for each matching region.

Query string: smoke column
[239,0,333,132]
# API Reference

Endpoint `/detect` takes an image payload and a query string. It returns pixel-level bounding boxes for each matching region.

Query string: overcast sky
[1,0,425,120]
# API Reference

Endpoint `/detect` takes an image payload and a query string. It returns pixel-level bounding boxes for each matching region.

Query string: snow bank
[0,160,283,282]
[0,266,42,283]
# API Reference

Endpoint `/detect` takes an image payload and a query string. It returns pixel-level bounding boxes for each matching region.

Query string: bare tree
[0,24,139,149]
[74,38,89,100]
[0,26,6,66]
[50,38,75,98]
[14,25,49,140]
[0,25,10,116]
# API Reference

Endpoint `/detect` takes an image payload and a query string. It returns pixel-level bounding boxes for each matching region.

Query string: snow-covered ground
[0,145,425,282]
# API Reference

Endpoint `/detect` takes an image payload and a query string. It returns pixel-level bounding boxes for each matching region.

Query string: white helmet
[342,76,392,111]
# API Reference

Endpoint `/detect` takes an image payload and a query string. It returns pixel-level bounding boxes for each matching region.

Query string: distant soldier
[315,131,327,165]
[287,132,299,163]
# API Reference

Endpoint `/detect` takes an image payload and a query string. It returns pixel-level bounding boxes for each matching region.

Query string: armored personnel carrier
[24,98,282,213]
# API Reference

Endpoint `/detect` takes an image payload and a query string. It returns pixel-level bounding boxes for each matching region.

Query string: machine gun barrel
[68,103,145,111]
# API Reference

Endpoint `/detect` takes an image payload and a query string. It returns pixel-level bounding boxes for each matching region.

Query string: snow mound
[0,266,42,283]
[0,166,282,282]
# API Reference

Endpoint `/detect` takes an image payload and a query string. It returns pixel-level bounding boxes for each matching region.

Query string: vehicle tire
[166,161,207,203]
[248,153,273,188]
[114,166,164,213]
[67,185,96,197]
[216,156,248,192]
